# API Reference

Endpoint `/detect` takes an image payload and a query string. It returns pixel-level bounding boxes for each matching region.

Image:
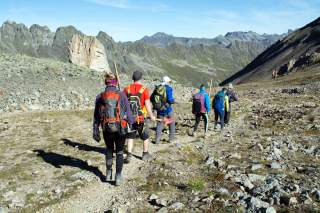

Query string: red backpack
[99,91,127,134]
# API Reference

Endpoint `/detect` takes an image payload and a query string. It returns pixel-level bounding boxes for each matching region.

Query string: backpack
[213,91,225,111]
[127,85,146,122]
[192,93,206,114]
[99,90,127,134]
[151,85,167,111]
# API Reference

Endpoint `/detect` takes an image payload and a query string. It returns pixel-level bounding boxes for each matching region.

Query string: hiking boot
[142,152,152,161]
[106,169,112,182]
[115,173,122,186]
[124,153,132,164]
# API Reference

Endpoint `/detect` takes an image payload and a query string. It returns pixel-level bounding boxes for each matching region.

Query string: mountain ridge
[220,17,320,85]
[0,20,286,85]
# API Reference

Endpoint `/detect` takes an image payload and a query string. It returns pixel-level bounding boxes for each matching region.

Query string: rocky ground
[0,61,319,212]
[0,53,192,113]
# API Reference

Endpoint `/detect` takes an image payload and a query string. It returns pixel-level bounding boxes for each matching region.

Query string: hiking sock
[116,152,124,174]
[106,148,113,170]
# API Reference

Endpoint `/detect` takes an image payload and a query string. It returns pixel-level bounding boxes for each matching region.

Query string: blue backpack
[213,91,225,111]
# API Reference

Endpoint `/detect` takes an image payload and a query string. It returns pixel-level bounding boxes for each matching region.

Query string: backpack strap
[138,86,146,97]
[127,86,131,96]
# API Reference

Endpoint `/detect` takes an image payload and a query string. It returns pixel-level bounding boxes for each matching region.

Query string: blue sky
[0,0,319,41]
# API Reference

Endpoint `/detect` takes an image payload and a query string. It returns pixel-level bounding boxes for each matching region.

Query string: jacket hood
[200,87,206,93]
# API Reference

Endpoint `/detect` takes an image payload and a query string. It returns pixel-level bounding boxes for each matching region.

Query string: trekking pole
[114,61,121,90]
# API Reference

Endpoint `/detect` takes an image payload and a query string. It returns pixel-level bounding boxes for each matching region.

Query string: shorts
[127,120,149,140]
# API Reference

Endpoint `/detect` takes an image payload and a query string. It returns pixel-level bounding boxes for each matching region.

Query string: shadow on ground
[62,138,106,154]
[33,149,105,182]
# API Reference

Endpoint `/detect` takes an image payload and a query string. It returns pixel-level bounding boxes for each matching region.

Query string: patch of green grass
[188,177,206,191]
[179,145,204,165]
[140,171,176,193]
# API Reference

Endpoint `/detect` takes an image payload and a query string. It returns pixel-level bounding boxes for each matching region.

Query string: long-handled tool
[113,61,121,90]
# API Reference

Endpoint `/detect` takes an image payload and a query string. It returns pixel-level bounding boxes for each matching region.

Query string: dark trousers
[214,109,225,130]
[224,111,231,124]
[194,113,209,133]
[103,131,125,175]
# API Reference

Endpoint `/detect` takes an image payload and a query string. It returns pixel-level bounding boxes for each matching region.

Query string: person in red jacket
[123,71,156,163]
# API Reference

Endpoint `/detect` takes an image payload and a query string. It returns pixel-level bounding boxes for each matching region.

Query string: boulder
[68,34,111,72]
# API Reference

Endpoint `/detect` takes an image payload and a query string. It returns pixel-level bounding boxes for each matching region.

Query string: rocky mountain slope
[0,53,191,113]
[220,17,320,85]
[0,21,286,85]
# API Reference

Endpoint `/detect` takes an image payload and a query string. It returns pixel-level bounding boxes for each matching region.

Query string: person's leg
[124,123,137,164]
[103,132,115,181]
[114,135,125,186]
[214,109,219,129]
[139,121,152,160]
[168,111,176,142]
[193,114,201,133]
[203,113,209,133]
[155,114,164,144]
[224,111,230,125]
[220,110,225,130]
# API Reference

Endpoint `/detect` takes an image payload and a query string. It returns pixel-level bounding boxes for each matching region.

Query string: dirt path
[39,134,197,213]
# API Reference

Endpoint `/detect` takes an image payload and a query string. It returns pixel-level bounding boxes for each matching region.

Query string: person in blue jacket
[192,84,211,136]
[155,76,175,144]
[213,88,229,131]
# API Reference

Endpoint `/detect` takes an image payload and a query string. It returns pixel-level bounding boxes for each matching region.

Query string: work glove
[93,132,101,143]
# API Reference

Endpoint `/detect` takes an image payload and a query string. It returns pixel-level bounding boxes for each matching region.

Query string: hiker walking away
[224,83,238,125]
[93,73,134,186]
[191,84,211,136]
[152,76,176,144]
[123,70,156,163]
[213,88,229,131]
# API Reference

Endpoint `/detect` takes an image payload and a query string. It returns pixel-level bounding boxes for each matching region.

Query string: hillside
[0,21,286,86]
[220,17,320,85]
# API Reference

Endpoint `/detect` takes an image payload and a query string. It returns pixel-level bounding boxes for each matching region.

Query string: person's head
[222,87,227,94]
[132,70,143,82]
[228,83,233,90]
[200,84,205,91]
[104,72,118,86]
[163,76,172,85]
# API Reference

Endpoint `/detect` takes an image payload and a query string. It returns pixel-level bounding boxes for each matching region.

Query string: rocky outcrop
[68,34,111,72]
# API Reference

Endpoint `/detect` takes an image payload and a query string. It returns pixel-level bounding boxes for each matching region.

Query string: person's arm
[224,96,229,112]
[143,88,156,121]
[205,93,211,113]
[166,86,175,104]
[93,94,101,142]
[145,99,156,121]
[120,92,135,125]
[232,91,238,102]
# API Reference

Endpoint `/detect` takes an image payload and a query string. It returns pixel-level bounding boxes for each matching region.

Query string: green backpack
[151,85,167,111]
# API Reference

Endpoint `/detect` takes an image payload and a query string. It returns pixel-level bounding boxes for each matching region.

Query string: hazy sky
[0,0,319,41]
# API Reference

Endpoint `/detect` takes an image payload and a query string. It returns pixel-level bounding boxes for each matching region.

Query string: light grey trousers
[155,111,175,143]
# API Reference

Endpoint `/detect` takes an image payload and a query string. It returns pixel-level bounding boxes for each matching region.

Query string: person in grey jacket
[224,83,238,125]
